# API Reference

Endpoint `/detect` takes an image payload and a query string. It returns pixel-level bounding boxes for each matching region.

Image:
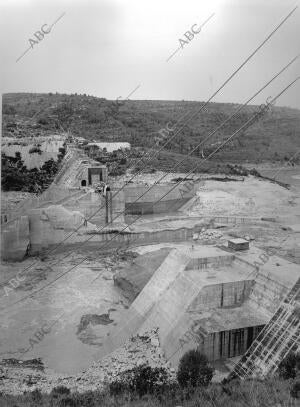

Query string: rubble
[0,329,173,395]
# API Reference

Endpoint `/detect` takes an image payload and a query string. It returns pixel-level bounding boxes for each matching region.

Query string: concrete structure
[1,148,120,260]
[98,246,300,367]
[231,278,300,379]
[78,165,108,187]
[228,238,250,251]
[1,216,29,261]
[124,182,198,215]
[53,148,108,189]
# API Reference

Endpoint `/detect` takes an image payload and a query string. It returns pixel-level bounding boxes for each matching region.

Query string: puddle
[77,313,114,334]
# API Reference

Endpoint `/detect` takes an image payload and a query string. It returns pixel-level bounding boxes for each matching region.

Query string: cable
[1,53,293,291]
[3,6,296,285]
[1,77,298,312]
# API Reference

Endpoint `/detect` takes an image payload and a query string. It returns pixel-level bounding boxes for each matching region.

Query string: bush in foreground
[177,349,214,388]
[278,352,300,380]
[109,364,171,397]
[291,381,300,399]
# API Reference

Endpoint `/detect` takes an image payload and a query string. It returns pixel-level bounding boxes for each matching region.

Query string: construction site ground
[0,169,300,394]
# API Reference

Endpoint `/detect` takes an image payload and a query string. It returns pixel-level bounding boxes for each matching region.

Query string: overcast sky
[0,0,299,109]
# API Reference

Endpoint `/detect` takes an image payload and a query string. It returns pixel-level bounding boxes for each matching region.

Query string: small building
[78,163,108,187]
[228,238,249,251]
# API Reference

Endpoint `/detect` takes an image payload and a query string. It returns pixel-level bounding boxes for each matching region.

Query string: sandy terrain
[189,175,297,218]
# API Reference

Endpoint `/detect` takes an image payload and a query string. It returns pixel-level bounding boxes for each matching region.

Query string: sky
[0,0,299,109]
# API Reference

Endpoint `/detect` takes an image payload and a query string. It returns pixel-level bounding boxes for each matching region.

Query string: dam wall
[1,216,30,261]
[124,182,196,215]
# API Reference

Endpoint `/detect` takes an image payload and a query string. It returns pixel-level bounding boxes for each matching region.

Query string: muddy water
[0,257,129,374]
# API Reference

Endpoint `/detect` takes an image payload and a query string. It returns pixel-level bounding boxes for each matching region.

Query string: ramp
[96,248,191,358]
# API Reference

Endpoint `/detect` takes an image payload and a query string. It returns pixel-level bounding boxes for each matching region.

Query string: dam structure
[99,244,300,369]
[2,140,300,382]
[1,145,198,259]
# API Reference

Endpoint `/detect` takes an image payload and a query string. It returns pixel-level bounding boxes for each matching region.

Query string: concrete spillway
[97,245,300,367]
[97,248,191,359]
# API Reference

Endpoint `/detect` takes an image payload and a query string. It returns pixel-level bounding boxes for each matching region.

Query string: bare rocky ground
[0,329,174,395]
[0,169,299,394]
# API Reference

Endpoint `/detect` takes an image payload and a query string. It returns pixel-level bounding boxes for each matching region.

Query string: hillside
[2,92,300,165]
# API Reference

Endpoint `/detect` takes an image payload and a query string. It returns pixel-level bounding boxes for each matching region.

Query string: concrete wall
[249,272,289,316]
[73,165,108,188]
[1,187,82,224]
[199,325,265,361]
[1,216,30,261]
[185,255,235,270]
[2,207,201,260]
[29,223,203,254]
[125,197,191,215]
[124,183,195,215]
[64,189,124,224]
[189,280,254,310]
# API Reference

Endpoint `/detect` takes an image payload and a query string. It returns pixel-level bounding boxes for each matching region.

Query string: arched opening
[81,179,87,187]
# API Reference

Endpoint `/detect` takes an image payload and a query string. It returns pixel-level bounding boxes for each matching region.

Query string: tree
[177,349,214,388]
[53,102,75,130]
[3,104,16,115]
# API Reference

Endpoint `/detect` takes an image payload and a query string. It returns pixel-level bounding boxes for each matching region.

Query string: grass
[0,378,296,406]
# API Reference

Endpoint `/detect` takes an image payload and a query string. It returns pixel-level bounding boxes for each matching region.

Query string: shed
[228,238,249,251]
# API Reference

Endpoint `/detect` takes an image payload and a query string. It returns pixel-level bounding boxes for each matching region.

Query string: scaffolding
[230,278,300,379]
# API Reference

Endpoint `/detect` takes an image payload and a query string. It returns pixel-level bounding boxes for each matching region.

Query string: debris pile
[0,329,173,395]
[81,328,175,386]
[193,228,223,242]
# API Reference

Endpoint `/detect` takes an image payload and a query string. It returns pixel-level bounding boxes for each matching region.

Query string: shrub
[278,352,300,380]
[291,381,300,399]
[29,146,42,154]
[109,166,126,177]
[177,349,214,388]
[29,389,42,402]
[37,116,49,125]
[58,396,77,407]
[109,364,170,397]
[3,104,16,115]
[50,386,71,398]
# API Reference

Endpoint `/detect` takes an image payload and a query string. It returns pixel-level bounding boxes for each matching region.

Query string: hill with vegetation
[2,92,300,168]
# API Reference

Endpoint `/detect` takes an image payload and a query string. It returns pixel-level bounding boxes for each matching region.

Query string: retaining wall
[189,280,254,310]
[200,325,265,361]
[186,255,235,270]
[124,183,195,215]
[1,216,30,261]
[29,224,204,254]
[1,186,81,224]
